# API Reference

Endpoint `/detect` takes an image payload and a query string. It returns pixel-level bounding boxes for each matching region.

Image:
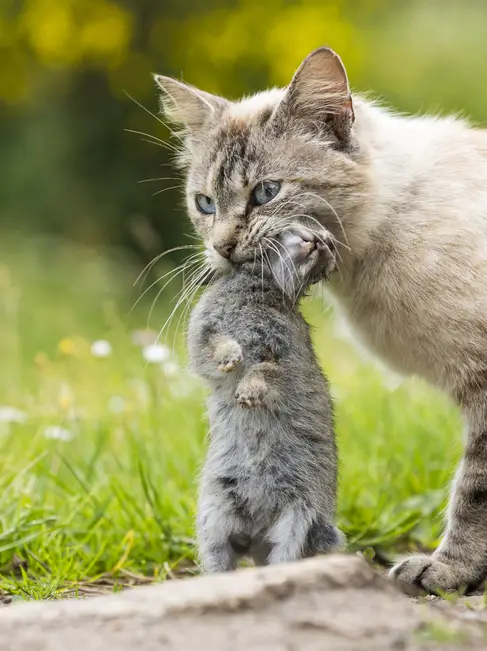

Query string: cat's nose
[213,241,235,259]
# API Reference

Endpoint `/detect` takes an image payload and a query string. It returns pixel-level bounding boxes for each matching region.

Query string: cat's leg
[197,484,248,573]
[391,396,487,594]
[266,503,315,565]
[234,361,279,408]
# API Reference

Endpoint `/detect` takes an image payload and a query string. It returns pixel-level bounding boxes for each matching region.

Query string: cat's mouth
[205,245,235,273]
[205,212,334,279]
[206,229,324,267]
[205,222,331,273]
[205,240,252,270]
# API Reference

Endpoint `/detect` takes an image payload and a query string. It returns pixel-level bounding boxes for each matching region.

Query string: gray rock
[0,554,484,650]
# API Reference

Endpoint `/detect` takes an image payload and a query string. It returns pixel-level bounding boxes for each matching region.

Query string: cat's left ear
[154,75,228,134]
[277,47,354,144]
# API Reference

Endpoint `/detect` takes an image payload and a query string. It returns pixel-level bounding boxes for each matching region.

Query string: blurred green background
[2,0,487,257]
[0,0,483,595]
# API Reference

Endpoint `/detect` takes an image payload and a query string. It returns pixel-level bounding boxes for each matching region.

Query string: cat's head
[155,47,370,274]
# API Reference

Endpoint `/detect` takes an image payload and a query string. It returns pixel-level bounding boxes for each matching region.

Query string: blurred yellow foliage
[3,0,487,120]
[58,336,89,358]
[21,0,132,66]
[58,381,74,410]
[34,352,50,371]
[170,0,363,92]
[1,0,132,103]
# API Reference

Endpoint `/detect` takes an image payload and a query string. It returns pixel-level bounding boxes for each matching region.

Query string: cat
[155,46,487,593]
[188,227,343,571]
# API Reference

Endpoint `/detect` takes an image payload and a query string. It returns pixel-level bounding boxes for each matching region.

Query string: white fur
[228,88,283,120]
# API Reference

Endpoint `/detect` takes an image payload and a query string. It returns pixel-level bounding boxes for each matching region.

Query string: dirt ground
[1,555,487,651]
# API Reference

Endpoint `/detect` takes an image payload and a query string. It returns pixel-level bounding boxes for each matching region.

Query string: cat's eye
[195,194,216,215]
[252,180,281,206]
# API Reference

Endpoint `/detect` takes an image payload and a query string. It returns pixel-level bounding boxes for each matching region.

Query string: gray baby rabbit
[188,228,344,572]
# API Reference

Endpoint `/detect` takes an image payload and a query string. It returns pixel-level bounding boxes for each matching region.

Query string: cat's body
[188,231,343,571]
[329,100,487,396]
[156,47,487,592]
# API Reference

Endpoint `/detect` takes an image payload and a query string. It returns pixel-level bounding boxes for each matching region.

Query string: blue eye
[195,194,216,214]
[252,180,281,206]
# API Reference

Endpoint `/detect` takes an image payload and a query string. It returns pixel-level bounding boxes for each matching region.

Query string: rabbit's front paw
[235,377,268,407]
[214,339,243,373]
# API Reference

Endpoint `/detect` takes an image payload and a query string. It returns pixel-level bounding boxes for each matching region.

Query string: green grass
[0,234,462,599]
[416,620,471,645]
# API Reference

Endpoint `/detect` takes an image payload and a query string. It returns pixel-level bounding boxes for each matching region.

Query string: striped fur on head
[155,47,370,273]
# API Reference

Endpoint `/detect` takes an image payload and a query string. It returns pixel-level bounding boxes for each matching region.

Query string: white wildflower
[43,426,74,442]
[108,396,125,414]
[142,343,171,364]
[90,340,112,358]
[169,372,201,398]
[162,360,179,377]
[129,379,150,408]
[0,407,27,424]
[131,329,158,346]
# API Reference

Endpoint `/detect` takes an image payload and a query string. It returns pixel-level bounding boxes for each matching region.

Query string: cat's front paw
[214,340,243,373]
[390,554,471,595]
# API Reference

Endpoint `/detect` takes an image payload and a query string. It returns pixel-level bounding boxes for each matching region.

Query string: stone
[0,554,485,651]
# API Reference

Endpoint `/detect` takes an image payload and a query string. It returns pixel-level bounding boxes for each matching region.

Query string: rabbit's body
[188,231,343,571]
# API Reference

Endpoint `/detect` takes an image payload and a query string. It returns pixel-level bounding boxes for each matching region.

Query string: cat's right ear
[276,47,354,144]
[154,76,228,134]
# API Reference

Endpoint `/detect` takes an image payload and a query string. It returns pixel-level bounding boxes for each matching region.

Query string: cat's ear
[278,47,354,144]
[154,75,227,133]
